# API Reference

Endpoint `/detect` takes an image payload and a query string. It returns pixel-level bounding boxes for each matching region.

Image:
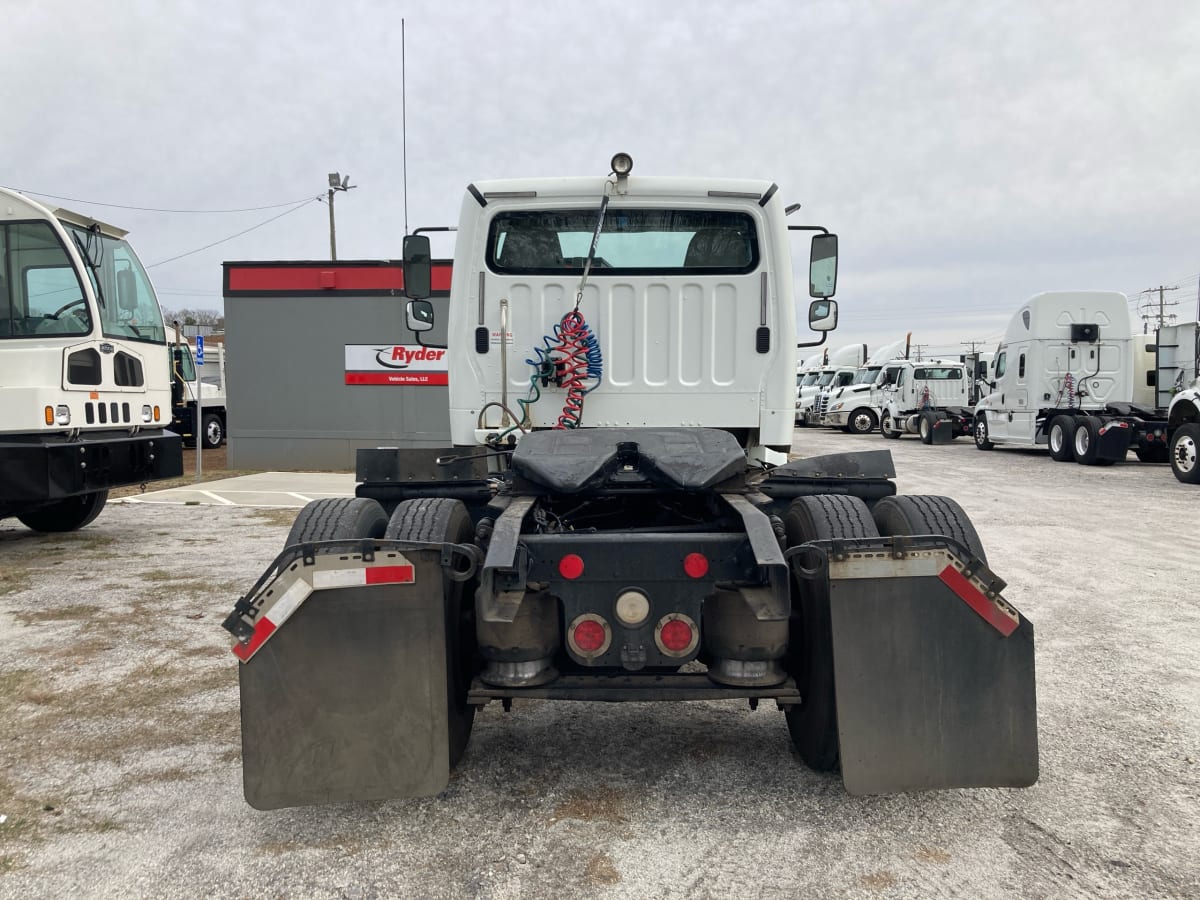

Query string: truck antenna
[402,17,409,236]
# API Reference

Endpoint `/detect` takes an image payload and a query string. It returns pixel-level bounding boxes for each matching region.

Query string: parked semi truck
[796,341,867,426]
[0,188,182,532]
[823,336,910,434]
[169,328,227,449]
[224,156,1037,809]
[974,293,1195,468]
[881,359,975,443]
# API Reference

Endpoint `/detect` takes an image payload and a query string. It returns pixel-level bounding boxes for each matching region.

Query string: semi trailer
[0,187,182,532]
[224,156,1037,809]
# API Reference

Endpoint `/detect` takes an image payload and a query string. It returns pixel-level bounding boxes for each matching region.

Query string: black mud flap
[931,420,956,444]
[236,548,450,810]
[811,539,1037,794]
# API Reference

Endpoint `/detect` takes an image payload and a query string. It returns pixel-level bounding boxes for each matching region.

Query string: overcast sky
[4,0,1199,359]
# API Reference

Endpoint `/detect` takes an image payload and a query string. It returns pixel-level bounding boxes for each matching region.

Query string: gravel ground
[1,429,1197,899]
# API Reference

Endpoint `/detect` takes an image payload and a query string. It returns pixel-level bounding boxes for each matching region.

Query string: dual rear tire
[286,496,478,768]
[782,492,986,772]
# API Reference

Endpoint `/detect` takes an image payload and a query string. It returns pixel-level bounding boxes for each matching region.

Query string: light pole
[327,172,356,260]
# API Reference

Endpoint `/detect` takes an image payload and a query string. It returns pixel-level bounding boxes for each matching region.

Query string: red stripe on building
[226,263,452,293]
[344,372,449,386]
[232,617,277,661]
[937,565,1018,636]
[364,565,416,585]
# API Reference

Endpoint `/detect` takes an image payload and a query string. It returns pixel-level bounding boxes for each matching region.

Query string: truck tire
[285,496,389,547]
[880,411,901,439]
[16,490,108,533]
[974,414,994,450]
[871,494,987,565]
[1048,416,1075,462]
[847,408,878,435]
[385,498,478,768]
[201,412,224,450]
[1072,418,1114,466]
[919,411,938,445]
[782,494,880,772]
[1170,423,1200,483]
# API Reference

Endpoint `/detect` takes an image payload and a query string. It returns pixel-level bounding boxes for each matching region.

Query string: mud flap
[813,540,1037,794]
[931,419,956,444]
[237,548,450,809]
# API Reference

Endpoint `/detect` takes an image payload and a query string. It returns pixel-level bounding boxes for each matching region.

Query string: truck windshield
[852,366,881,385]
[64,224,166,345]
[816,371,836,386]
[487,209,759,275]
[0,221,92,339]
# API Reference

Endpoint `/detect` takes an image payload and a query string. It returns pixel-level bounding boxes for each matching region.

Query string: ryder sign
[345,344,449,386]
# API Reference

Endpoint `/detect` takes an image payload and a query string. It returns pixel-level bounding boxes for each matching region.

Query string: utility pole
[326,173,356,260]
[911,344,928,362]
[1140,285,1179,333]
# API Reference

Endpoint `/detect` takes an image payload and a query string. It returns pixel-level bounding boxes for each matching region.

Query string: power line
[146,198,319,268]
[8,187,320,214]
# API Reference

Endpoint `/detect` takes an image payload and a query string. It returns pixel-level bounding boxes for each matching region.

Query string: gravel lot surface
[1,429,1197,899]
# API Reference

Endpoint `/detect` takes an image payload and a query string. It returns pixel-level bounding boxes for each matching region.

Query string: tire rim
[206,420,222,445]
[975,420,987,445]
[1050,425,1063,453]
[1176,434,1198,474]
[853,412,873,432]
[1075,425,1090,457]
[920,418,930,439]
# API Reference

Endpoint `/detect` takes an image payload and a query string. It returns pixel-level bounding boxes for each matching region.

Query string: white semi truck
[823,337,911,434]
[224,156,1037,809]
[169,329,227,449]
[796,341,867,426]
[974,292,1194,468]
[1164,321,1200,483]
[0,188,182,531]
[880,358,975,442]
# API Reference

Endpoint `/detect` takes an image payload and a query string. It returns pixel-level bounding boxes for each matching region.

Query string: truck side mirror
[402,234,432,300]
[808,298,838,331]
[406,299,434,333]
[808,234,838,298]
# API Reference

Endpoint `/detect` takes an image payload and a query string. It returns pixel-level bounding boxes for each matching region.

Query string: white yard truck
[823,337,910,434]
[169,329,227,449]
[0,188,182,531]
[880,359,975,443]
[1164,321,1200,483]
[224,156,1037,809]
[974,292,1191,467]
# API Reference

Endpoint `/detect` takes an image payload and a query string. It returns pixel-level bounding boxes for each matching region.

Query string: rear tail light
[655,613,699,657]
[567,614,611,659]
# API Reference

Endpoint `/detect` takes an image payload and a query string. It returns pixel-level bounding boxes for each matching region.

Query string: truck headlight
[55,405,71,426]
[142,405,153,423]
[831,402,843,412]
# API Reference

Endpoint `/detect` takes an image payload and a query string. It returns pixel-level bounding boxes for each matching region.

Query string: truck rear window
[487,209,759,275]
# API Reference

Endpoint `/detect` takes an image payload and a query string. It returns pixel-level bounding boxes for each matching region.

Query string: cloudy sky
[4,0,1199,359]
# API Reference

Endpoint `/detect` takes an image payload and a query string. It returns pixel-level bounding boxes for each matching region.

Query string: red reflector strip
[365,565,415,585]
[232,617,276,661]
[937,565,1018,636]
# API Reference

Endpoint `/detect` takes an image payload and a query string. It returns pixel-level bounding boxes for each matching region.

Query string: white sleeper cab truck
[169,330,227,449]
[824,336,910,434]
[797,341,866,426]
[974,291,1180,467]
[881,359,974,443]
[1,188,182,531]
[224,156,1037,810]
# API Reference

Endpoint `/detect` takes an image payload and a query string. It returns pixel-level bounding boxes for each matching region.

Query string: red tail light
[655,614,699,657]
[567,613,611,658]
